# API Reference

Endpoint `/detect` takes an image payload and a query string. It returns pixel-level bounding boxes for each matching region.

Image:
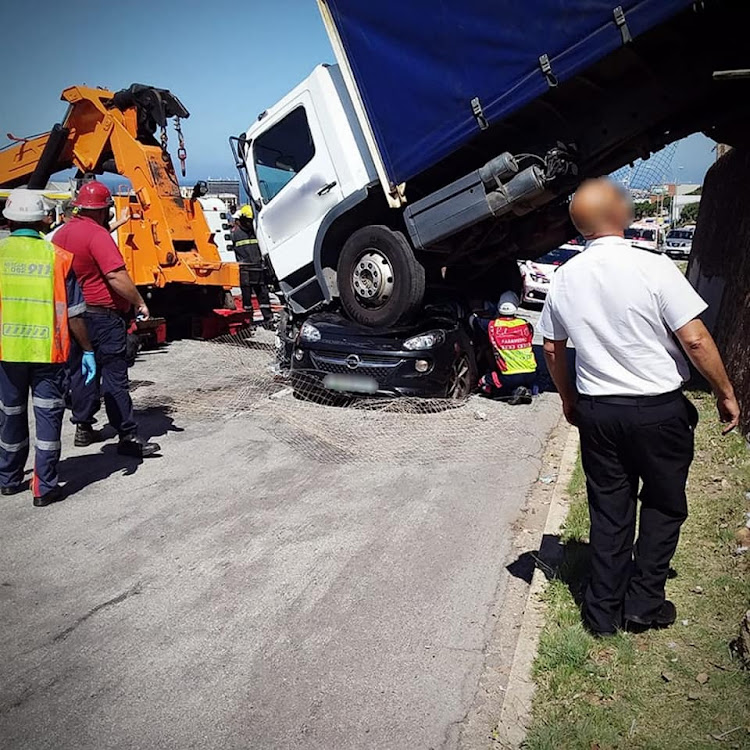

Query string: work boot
[117,435,161,458]
[1,482,28,496]
[625,600,677,631]
[74,423,104,447]
[508,386,533,405]
[33,485,64,508]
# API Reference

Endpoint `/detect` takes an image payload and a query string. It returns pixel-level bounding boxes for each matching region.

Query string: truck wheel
[338,225,425,327]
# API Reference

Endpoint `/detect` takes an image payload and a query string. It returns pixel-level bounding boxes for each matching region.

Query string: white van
[624,223,664,253]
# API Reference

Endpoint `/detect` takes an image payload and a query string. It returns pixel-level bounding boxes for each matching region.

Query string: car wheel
[337,225,425,327]
[446,351,476,400]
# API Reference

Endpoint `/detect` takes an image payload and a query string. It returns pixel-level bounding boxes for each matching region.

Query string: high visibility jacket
[0,233,74,363]
[488,317,536,375]
[231,225,262,266]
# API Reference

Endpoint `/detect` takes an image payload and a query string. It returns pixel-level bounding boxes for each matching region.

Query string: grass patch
[524,392,750,749]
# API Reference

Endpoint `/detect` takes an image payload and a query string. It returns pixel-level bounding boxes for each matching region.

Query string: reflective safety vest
[0,233,74,364]
[488,317,536,375]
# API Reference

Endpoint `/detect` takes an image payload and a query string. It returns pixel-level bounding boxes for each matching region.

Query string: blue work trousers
[479,370,537,398]
[0,362,66,496]
[68,311,137,438]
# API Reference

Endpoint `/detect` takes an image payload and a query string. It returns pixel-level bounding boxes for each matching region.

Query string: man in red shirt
[53,181,160,458]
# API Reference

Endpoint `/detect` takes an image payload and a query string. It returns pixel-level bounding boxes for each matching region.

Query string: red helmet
[73,181,113,209]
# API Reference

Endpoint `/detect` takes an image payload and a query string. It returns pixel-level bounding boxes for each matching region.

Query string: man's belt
[578,389,682,407]
[86,305,125,318]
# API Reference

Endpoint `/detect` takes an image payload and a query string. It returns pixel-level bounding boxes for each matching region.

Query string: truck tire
[337,225,425,327]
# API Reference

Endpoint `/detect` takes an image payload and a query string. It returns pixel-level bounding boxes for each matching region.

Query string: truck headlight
[299,322,321,343]
[403,330,445,351]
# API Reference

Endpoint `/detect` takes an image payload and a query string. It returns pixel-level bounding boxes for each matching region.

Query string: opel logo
[346,354,360,370]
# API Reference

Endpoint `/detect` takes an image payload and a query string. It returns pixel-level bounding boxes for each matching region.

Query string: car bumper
[666,246,691,258]
[290,345,458,398]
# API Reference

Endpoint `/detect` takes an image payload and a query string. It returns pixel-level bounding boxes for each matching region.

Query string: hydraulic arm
[0,84,238,292]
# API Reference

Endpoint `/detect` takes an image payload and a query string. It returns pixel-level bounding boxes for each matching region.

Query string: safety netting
[129,323,555,468]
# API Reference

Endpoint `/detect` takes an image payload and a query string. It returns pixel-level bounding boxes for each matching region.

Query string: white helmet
[498,290,520,316]
[2,188,48,222]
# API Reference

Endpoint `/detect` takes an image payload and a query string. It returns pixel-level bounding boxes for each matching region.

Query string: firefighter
[53,181,160,458]
[231,204,273,324]
[0,189,96,507]
[473,291,537,404]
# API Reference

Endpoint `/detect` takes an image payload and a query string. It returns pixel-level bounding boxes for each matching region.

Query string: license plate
[323,374,378,394]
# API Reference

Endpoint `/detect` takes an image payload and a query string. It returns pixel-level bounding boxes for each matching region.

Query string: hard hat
[238,204,254,220]
[73,181,113,209]
[2,188,49,222]
[497,291,520,316]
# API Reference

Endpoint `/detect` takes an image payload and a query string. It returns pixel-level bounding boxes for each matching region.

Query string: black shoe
[509,386,533,405]
[117,435,161,458]
[625,600,677,631]
[1,481,28,496]
[74,423,104,447]
[33,485,64,507]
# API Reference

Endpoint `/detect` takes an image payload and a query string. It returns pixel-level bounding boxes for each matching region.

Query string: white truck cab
[234,65,379,316]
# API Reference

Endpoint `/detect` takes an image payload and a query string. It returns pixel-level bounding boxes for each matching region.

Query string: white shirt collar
[585,236,631,250]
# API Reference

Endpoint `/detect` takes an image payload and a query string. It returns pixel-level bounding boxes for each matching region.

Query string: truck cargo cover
[324,0,694,187]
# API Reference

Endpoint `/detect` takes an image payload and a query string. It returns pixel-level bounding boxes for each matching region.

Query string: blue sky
[0,0,715,185]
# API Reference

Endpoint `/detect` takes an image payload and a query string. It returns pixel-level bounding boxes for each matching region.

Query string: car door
[247,92,344,284]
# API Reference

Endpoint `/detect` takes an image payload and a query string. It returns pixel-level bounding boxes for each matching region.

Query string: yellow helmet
[238,204,254,220]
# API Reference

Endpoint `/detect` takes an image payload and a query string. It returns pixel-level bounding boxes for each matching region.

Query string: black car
[289,305,477,402]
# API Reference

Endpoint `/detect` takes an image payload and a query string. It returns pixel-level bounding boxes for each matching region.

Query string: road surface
[0,333,561,749]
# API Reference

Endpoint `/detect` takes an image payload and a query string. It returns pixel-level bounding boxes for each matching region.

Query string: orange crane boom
[0,83,238,307]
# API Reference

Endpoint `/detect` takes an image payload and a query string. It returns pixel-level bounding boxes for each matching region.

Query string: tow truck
[1,83,243,339]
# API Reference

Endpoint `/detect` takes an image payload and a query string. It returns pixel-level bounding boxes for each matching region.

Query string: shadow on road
[57,406,183,497]
[506,532,590,609]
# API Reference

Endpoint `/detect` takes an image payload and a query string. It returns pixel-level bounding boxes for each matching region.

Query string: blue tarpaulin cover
[325,0,694,186]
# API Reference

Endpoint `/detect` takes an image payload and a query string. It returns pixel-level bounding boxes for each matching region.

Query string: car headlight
[299,321,321,343]
[403,330,445,351]
[530,273,549,283]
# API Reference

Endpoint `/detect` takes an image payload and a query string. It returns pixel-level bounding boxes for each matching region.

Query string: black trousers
[239,265,272,321]
[68,311,137,438]
[576,391,698,633]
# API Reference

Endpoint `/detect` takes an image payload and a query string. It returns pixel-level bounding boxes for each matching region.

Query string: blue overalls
[0,229,86,496]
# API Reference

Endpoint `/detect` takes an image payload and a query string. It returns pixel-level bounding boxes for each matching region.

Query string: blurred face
[612,184,635,229]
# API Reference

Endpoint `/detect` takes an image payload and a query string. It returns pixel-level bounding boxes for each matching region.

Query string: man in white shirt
[539,178,740,636]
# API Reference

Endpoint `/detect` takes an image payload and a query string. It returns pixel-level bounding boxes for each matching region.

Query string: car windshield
[667,230,693,240]
[625,228,656,242]
[536,247,578,266]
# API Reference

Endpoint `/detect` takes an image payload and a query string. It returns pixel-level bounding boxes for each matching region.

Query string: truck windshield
[667,229,693,240]
[253,106,315,204]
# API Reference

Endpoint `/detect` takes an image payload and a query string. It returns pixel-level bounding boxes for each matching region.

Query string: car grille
[310,350,405,384]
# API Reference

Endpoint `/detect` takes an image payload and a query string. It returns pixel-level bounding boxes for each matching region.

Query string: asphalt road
[0,335,561,750]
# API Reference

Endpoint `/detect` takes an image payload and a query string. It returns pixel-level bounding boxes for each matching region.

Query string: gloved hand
[81,351,97,386]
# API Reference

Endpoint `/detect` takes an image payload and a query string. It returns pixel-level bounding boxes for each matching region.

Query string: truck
[1,84,241,336]
[232,0,750,329]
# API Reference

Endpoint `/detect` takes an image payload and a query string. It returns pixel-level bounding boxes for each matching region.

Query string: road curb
[493,423,580,748]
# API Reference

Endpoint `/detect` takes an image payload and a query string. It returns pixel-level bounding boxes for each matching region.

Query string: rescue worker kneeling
[473,291,537,405]
[0,189,96,507]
